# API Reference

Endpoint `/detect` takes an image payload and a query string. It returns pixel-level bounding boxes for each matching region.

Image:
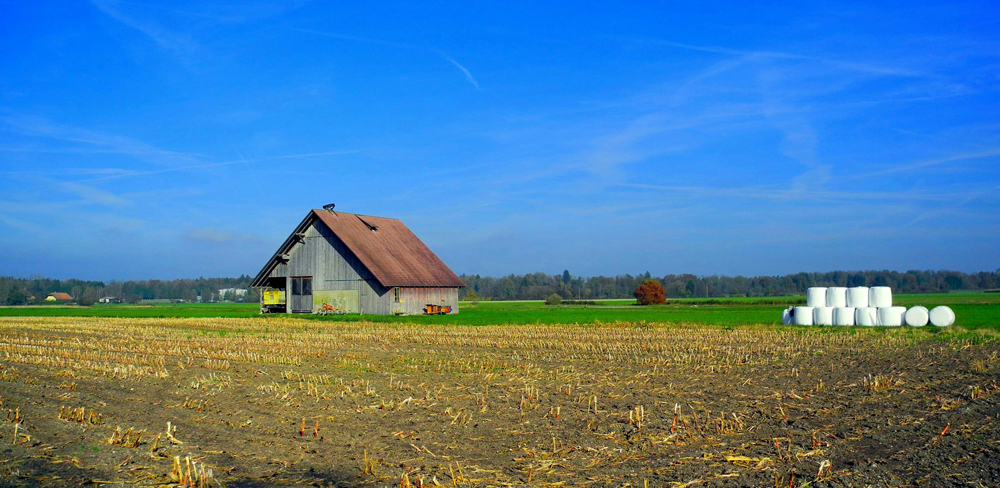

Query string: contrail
[295,28,480,89]
[437,52,479,89]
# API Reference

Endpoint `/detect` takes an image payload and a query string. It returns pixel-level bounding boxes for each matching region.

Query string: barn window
[291,277,312,295]
[394,287,401,303]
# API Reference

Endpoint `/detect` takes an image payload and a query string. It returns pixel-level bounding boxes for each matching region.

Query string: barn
[249,208,464,315]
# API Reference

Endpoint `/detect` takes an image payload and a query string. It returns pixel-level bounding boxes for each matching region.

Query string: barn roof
[48,292,73,301]
[251,210,465,289]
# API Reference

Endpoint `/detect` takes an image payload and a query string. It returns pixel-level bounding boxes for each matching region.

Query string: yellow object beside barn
[263,290,285,305]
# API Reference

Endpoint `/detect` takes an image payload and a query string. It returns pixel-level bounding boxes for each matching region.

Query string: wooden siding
[399,287,460,315]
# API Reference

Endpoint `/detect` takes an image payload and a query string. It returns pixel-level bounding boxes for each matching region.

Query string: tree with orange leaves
[634,279,666,305]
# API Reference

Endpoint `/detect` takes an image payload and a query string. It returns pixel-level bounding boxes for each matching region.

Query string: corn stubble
[0,316,997,486]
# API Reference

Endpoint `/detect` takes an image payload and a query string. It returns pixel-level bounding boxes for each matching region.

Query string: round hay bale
[929,306,955,327]
[904,306,929,327]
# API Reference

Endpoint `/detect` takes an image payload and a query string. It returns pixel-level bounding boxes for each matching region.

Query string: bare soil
[1,317,998,487]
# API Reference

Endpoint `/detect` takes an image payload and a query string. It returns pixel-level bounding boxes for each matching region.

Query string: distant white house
[218,288,249,301]
[99,297,118,304]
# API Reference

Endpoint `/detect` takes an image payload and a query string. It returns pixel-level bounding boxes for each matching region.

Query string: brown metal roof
[48,292,73,300]
[312,210,465,288]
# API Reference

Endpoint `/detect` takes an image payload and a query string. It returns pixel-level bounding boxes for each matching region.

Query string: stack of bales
[782,286,954,327]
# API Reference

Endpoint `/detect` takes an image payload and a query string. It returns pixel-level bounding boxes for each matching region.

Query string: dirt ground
[0,317,998,487]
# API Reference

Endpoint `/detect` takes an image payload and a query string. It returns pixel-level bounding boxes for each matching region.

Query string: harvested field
[1,317,999,487]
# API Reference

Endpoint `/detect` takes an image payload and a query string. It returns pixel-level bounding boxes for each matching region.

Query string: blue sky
[1,1,998,281]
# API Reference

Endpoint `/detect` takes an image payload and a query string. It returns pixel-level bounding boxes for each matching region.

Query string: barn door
[290,276,313,313]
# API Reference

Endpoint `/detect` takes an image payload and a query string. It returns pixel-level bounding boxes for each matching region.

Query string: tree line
[458,269,1000,301]
[1,269,997,306]
[0,275,256,306]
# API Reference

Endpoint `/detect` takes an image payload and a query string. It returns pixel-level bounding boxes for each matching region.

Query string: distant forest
[0,270,997,306]
[0,275,256,306]
[460,270,1000,301]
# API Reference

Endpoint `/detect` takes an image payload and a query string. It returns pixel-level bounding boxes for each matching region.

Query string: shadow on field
[222,467,367,487]
[0,452,367,487]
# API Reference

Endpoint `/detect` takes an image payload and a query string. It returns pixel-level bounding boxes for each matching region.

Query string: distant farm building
[250,209,464,315]
[46,292,73,302]
[218,288,248,301]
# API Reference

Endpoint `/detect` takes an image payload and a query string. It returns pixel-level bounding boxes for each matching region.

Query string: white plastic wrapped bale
[793,306,814,325]
[929,306,955,327]
[846,287,869,308]
[826,287,847,308]
[833,307,855,326]
[904,306,929,327]
[806,287,827,308]
[855,307,878,326]
[813,307,834,326]
[877,306,906,326]
[869,286,893,308]
[781,308,791,325]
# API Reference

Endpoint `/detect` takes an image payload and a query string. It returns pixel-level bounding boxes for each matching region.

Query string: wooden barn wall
[267,220,395,314]
[400,288,459,315]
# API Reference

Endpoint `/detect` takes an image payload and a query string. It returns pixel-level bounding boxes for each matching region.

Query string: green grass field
[1,292,996,328]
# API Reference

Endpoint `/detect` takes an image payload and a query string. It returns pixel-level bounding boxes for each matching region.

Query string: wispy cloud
[0,114,361,183]
[74,150,361,183]
[624,182,964,203]
[618,36,930,78]
[294,28,480,89]
[457,36,994,223]
[0,114,203,167]
[533,37,953,197]
[119,1,310,24]
[755,77,829,191]
[850,149,1000,179]
[182,227,265,248]
[0,214,43,233]
[90,0,198,58]
[184,227,233,243]
[437,52,479,89]
[57,182,130,206]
